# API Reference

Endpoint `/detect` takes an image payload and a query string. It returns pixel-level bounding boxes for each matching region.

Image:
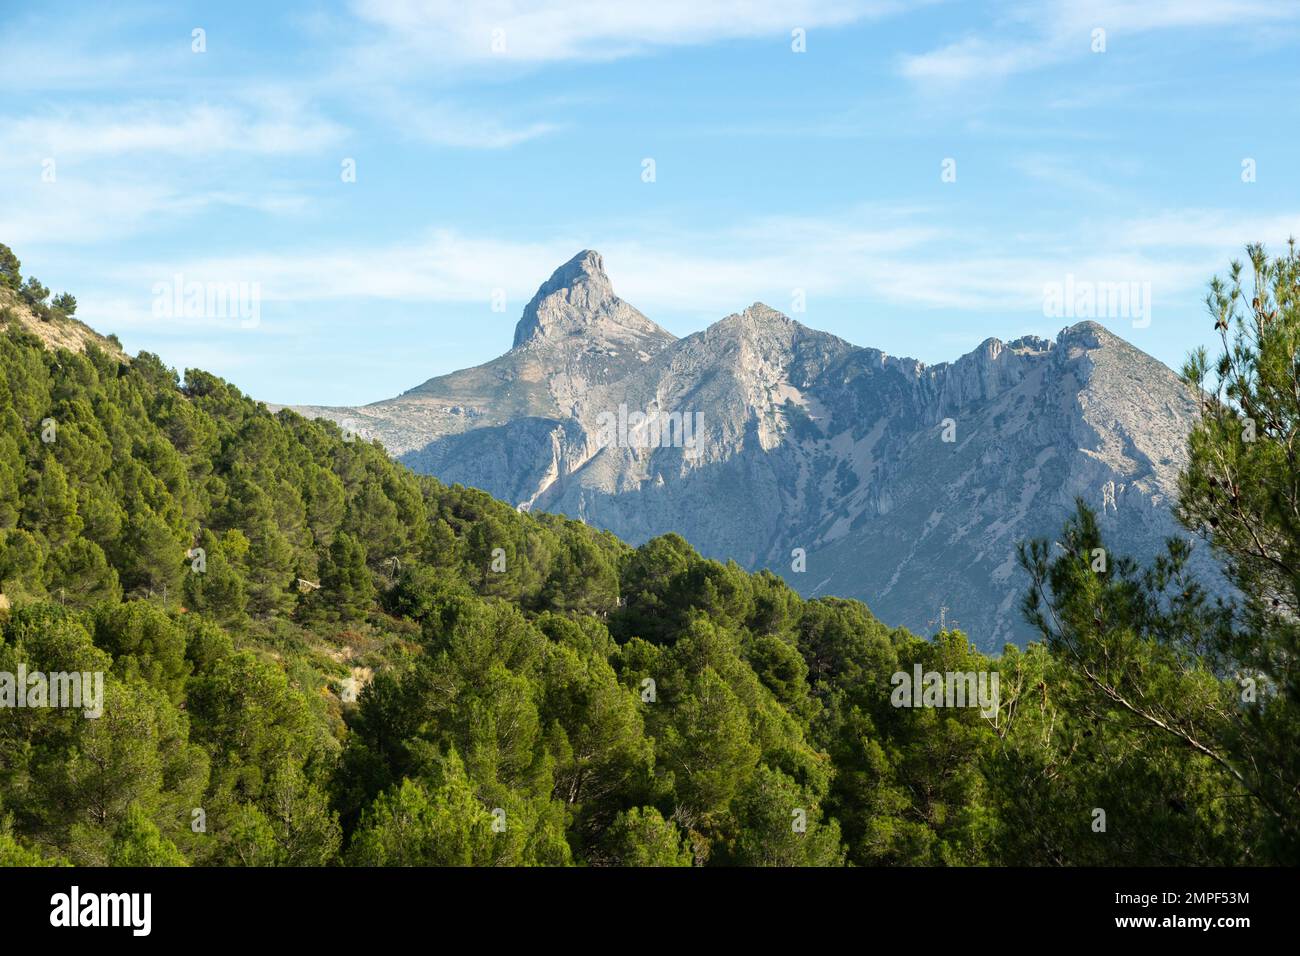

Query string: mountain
[289,252,1216,648]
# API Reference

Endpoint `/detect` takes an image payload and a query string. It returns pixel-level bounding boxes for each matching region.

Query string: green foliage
[317,531,374,622]
[1012,243,1300,866]
[0,243,20,291]
[51,292,76,317]
[20,276,48,309]
[1,242,1292,867]
[181,530,248,627]
[91,601,190,702]
[108,805,188,866]
[0,828,69,866]
[719,765,845,866]
[598,806,692,866]
[348,753,499,866]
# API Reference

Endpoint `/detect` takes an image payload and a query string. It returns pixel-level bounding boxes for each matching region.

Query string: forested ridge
[0,244,1296,867]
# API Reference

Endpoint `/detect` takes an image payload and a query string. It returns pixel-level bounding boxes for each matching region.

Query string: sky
[2,0,1299,406]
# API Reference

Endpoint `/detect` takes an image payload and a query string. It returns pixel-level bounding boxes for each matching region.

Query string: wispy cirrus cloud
[0,179,312,246]
[2,101,346,160]
[83,205,1300,332]
[0,97,334,246]
[1010,154,1123,198]
[899,0,1300,86]
[347,0,921,68]
[1118,212,1300,251]
[365,93,561,148]
[327,0,929,150]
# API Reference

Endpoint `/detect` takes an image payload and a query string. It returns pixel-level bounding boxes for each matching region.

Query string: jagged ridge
[288,253,1218,647]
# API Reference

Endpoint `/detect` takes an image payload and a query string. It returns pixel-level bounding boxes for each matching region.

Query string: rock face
[291,251,1219,648]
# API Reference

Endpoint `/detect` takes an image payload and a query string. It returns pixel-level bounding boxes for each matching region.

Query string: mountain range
[287,250,1216,648]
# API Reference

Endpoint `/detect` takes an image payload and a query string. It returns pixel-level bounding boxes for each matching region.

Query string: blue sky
[2,0,1298,405]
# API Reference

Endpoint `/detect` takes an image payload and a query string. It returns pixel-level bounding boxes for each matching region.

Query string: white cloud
[2,102,345,160]
[899,0,1300,86]
[0,17,164,93]
[0,96,334,246]
[83,206,1299,337]
[1011,154,1119,198]
[367,94,560,148]
[0,177,311,246]
[111,232,579,309]
[347,0,917,67]
[901,36,1054,84]
[92,209,944,323]
[1119,211,1300,251]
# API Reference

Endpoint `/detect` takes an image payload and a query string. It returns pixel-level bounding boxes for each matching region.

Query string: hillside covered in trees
[0,243,1296,867]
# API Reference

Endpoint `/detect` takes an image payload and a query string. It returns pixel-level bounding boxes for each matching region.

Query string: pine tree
[107,805,188,866]
[0,243,20,290]
[348,753,498,866]
[319,531,374,621]
[1021,243,1300,863]
[599,807,692,866]
[46,539,121,607]
[1177,241,1300,858]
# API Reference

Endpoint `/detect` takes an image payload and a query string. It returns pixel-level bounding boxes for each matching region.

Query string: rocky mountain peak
[1057,319,1122,348]
[741,302,792,323]
[511,249,672,351]
[546,249,610,293]
[704,302,797,340]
